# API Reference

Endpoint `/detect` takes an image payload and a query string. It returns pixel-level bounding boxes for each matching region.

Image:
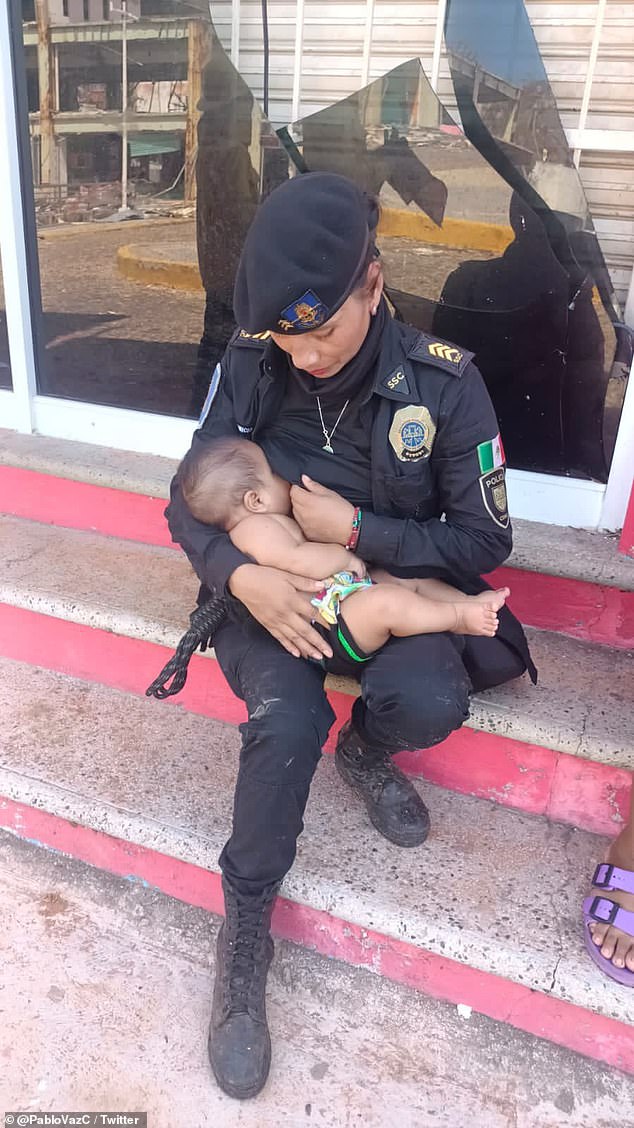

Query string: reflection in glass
[193,19,290,414]
[443,0,631,477]
[444,0,619,319]
[19,0,290,417]
[0,248,12,390]
[15,0,630,474]
[280,53,631,480]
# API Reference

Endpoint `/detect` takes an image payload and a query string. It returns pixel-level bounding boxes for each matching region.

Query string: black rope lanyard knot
[145,596,228,700]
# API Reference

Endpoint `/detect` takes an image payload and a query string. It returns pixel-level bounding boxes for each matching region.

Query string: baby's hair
[178,436,265,528]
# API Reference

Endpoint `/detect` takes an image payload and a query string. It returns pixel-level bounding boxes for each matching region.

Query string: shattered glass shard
[278,35,630,480]
[191,8,292,414]
[444,0,631,475]
[444,0,619,318]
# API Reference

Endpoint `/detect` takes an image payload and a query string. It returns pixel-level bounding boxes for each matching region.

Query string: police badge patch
[479,466,510,528]
[388,405,436,462]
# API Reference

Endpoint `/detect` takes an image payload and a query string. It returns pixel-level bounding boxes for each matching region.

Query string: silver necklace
[316,396,349,453]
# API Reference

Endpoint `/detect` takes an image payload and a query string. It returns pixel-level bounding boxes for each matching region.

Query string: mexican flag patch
[477,433,506,474]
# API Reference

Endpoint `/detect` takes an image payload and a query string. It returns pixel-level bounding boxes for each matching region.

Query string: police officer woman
[167,172,535,1100]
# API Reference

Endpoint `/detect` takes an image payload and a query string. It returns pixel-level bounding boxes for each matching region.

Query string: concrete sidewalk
[1,831,632,1127]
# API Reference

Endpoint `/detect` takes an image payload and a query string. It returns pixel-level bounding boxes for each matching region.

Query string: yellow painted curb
[117,244,203,291]
[379,207,513,253]
[116,207,514,292]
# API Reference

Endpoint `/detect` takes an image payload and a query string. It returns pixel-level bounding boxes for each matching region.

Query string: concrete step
[2,426,627,591]
[5,832,632,1126]
[0,655,632,1076]
[2,462,627,654]
[1,514,631,835]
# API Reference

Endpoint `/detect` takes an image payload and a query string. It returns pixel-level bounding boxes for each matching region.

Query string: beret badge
[278,289,328,333]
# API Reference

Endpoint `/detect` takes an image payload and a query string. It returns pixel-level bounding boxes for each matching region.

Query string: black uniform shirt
[260,369,375,508]
[169,317,513,591]
[166,317,537,682]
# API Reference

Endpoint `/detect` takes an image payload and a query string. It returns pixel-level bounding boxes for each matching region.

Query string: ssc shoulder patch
[198,363,222,427]
[408,333,473,377]
[388,404,436,462]
[382,366,411,397]
[479,466,509,528]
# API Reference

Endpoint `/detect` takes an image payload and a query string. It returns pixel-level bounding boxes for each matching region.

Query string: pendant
[323,442,334,453]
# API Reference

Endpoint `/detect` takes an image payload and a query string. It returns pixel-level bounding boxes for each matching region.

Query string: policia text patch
[479,466,509,528]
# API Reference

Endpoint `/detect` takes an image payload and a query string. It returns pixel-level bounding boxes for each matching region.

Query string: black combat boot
[208,877,279,1099]
[335,719,430,847]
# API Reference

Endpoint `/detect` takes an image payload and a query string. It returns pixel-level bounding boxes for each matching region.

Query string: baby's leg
[340,583,509,654]
[370,568,509,606]
[411,576,480,601]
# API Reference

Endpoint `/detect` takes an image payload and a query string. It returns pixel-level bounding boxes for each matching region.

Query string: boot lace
[346,744,400,803]
[224,896,272,1013]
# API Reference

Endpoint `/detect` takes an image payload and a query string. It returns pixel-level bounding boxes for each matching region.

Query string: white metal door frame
[0,0,38,434]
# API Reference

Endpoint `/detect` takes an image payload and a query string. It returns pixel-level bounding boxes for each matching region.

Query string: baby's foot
[473,586,510,612]
[454,589,509,637]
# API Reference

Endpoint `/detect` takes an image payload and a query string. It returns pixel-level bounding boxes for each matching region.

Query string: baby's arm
[231,515,362,580]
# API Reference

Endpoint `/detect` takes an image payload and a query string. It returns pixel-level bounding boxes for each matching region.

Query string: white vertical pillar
[431,0,447,93]
[119,0,128,211]
[231,0,241,69]
[0,0,38,433]
[291,0,305,122]
[360,0,375,87]
[573,0,606,167]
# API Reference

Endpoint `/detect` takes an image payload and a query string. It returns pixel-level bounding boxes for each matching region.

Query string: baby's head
[178,437,291,529]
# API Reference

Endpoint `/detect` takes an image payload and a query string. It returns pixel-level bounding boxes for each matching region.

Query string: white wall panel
[210,0,634,306]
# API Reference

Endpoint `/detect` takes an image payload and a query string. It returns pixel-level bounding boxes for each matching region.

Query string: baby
[178,437,509,669]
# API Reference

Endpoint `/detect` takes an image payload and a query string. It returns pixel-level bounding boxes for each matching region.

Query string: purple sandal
[583,863,634,987]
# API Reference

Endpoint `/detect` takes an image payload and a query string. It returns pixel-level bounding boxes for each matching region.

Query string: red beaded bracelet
[346,507,362,551]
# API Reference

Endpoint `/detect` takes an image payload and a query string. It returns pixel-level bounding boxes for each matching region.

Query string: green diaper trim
[337,625,371,664]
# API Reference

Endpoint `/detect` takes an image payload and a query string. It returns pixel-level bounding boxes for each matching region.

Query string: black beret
[233,172,372,335]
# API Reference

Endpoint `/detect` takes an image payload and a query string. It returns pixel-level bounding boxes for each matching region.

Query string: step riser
[485,565,634,650]
[3,465,633,649]
[0,465,173,549]
[1,792,631,1076]
[2,602,629,836]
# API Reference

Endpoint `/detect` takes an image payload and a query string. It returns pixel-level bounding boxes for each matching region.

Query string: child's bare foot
[473,587,510,611]
[453,588,510,636]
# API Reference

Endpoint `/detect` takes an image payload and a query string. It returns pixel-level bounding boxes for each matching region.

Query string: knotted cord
[145,596,228,699]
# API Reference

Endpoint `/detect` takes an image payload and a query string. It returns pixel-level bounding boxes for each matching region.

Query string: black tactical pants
[213,614,527,897]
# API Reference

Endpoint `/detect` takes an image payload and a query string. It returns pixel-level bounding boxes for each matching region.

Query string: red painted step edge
[2,465,633,649]
[485,565,634,651]
[1,602,630,837]
[0,794,631,1075]
[0,464,173,548]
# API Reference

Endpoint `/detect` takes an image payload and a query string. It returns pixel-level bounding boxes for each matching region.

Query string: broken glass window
[279,46,630,480]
